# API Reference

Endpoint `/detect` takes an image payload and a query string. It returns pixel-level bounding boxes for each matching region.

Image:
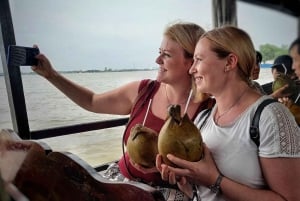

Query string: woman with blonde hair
[157,26,300,201]
[32,21,214,200]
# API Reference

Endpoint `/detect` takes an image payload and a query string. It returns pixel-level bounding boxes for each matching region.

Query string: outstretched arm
[32,53,140,115]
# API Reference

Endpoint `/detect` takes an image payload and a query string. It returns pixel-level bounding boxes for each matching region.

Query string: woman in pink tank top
[32,22,214,200]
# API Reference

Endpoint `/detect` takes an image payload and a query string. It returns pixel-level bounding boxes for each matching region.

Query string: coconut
[272,73,300,123]
[272,73,297,95]
[126,124,158,168]
[158,105,203,167]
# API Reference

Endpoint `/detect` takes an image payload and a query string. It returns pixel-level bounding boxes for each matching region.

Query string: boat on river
[0,0,299,200]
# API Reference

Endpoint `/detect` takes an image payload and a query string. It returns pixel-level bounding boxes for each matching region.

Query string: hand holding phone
[7,45,40,66]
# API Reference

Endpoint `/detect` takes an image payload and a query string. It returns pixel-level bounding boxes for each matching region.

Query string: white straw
[184,89,193,114]
[294,93,300,103]
[142,99,152,126]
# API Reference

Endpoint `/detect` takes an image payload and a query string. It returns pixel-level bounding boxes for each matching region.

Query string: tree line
[259,43,289,63]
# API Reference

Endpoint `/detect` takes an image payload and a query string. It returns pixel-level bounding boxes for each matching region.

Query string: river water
[0,69,273,167]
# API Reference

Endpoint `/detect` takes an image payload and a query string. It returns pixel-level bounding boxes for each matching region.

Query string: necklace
[165,84,188,107]
[215,88,248,124]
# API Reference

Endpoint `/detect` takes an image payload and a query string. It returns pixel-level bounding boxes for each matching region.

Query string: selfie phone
[7,45,40,66]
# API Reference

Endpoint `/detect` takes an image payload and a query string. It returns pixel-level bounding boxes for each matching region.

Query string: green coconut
[272,73,297,95]
[127,124,158,168]
[272,73,300,125]
[158,105,204,167]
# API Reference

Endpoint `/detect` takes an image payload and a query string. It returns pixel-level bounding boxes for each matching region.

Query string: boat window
[237,1,298,85]
[0,0,298,166]
[1,0,213,166]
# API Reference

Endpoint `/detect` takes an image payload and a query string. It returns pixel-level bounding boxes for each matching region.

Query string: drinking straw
[294,93,300,103]
[142,99,152,126]
[184,89,193,114]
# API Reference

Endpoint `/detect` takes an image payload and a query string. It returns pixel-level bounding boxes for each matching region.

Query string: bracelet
[209,173,223,194]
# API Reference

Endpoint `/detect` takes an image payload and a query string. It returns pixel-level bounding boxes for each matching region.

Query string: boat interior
[0,0,299,200]
[0,129,165,201]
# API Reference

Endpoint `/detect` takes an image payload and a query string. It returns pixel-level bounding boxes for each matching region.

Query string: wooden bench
[0,129,165,201]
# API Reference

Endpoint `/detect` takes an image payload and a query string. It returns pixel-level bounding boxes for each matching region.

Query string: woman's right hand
[31,45,57,79]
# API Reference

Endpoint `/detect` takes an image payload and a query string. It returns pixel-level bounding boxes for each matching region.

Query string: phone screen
[7,45,40,66]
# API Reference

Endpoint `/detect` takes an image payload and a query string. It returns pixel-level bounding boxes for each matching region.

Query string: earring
[224,66,230,72]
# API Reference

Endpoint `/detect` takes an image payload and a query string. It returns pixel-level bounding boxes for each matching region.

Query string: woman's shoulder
[257,96,300,157]
[249,96,294,124]
[193,101,216,128]
[192,97,215,119]
[138,79,160,92]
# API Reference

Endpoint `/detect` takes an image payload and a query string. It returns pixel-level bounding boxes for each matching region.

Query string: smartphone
[7,45,40,66]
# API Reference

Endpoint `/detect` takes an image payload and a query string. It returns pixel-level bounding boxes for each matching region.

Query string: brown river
[0,69,273,167]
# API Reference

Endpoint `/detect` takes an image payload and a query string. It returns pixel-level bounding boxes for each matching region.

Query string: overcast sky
[1,0,298,72]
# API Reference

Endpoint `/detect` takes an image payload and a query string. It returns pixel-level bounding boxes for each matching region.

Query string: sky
[0,0,298,72]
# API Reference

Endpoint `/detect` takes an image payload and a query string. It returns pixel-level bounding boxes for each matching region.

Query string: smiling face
[155,36,193,83]
[189,26,256,97]
[189,38,228,95]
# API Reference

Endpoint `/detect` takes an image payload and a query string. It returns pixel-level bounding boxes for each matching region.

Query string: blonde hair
[201,25,256,85]
[164,22,205,58]
[164,22,208,102]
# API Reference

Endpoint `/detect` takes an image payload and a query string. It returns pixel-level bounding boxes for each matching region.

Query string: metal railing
[30,117,129,139]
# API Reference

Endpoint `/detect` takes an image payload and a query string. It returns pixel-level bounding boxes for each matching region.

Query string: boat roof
[239,0,300,17]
